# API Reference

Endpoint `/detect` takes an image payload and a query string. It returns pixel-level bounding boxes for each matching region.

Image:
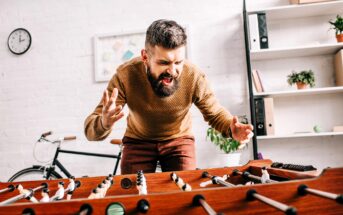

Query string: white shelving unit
[255,86,343,97]
[244,0,343,168]
[251,43,343,60]
[248,0,343,20]
[257,131,343,140]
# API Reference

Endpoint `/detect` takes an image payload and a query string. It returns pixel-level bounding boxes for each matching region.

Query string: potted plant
[287,70,315,90]
[329,15,343,42]
[206,115,248,166]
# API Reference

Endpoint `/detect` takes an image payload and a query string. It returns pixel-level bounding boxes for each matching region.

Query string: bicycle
[8,131,123,182]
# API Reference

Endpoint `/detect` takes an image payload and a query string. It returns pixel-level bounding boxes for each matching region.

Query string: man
[85,19,253,174]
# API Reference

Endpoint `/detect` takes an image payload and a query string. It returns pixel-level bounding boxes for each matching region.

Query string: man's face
[141,45,186,97]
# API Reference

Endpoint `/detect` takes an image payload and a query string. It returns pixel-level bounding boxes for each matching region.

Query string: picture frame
[93,30,146,82]
[93,25,191,83]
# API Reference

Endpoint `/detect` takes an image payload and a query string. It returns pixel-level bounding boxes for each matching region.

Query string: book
[335,49,343,86]
[252,69,264,92]
[289,0,334,4]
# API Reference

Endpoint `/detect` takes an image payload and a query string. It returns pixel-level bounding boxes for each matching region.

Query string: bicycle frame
[45,145,122,179]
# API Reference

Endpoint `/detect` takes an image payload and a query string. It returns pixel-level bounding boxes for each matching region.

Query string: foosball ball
[0,159,342,214]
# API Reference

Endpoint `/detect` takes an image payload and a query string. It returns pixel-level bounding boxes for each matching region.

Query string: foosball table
[0,159,342,214]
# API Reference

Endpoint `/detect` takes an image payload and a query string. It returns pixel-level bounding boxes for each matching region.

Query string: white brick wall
[0,0,253,181]
[4,0,340,182]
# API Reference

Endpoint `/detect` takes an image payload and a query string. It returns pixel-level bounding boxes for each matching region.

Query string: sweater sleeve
[193,73,233,137]
[84,73,126,141]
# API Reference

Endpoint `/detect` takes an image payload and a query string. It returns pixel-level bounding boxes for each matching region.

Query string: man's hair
[145,19,187,50]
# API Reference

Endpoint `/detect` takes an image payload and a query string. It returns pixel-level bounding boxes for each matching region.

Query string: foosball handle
[136,199,150,213]
[22,208,35,215]
[78,204,93,215]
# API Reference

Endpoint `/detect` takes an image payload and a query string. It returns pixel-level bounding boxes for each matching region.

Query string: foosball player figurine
[261,166,271,184]
[66,176,76,200]
[88,188,98,199]
[171,172,192,191]
[40,188,50,203]
[99,180,107,198]
[102,176,112,197]
[200,174,230,187]
[108,174,114,185]
[136,170,148,195]
[16,184,38,203]
[50,181,65,201]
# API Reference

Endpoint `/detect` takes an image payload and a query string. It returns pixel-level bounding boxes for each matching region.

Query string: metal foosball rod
[193,194,223,215]
[246,189,297,215]
[201,171,235,187]
[0,183,48,206]
[298,184,343,204]
[233,169,278,183]
[0,184,15,195]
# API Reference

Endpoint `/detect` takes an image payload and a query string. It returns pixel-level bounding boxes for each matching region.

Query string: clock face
[7,28,32,55]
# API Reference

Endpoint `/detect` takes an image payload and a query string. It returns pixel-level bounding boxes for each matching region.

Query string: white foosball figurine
[88,188,98,199]
[99,181,107,198]
[66,176,76,200]
[103,176,112,197]
[261,166,271,184]
[200,174,229,187]
[245,181,255,185]
[50,181,64,201]
[136,170,148,195]
[171,172,192,191]
[16,184,38,203]
[40,188,50,203]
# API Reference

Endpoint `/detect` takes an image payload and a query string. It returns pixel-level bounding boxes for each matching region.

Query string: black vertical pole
[243,0,258,159]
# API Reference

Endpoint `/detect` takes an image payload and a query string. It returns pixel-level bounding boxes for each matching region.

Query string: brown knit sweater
[84,57,232,141]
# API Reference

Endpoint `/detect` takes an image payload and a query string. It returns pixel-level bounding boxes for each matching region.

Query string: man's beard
[147,66,179,98]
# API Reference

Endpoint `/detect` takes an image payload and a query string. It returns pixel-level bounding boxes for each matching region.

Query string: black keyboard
[271,162,317,172]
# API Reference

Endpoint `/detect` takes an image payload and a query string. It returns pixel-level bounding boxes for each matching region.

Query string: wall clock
[7,28,32,55]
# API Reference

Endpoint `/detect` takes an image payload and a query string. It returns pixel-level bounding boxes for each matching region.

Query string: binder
[255,98,266,136]
[248,14,260,51]
[264,97,275,135]
[257,13,269,49]
[255,97,275,136]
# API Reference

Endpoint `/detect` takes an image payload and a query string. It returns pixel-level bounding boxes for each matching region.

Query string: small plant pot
[296,82,308,90]
[336,34,343,43]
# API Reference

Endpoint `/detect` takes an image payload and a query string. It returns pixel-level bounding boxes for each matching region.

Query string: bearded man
[84,19,254,174]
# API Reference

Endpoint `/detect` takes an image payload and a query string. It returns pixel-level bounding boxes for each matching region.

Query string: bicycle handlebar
[41,131,53,138]
[64,136,77,141]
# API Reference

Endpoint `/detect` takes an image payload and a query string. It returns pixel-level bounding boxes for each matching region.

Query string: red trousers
[120,136,196,174]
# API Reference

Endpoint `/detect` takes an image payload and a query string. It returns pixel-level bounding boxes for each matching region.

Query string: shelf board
[254,86,343,98]
[248,0,343,20]
[251,43,343,60]
[257,132,343,140]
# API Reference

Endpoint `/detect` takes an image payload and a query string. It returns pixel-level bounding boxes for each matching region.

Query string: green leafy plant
[206,115,248,154]
[329,15,343,35]
[287,70,315,87]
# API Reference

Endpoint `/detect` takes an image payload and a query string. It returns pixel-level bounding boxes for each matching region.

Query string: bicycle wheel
[8,166,62,182]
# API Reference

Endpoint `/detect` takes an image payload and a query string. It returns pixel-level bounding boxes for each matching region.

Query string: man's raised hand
[230,116,254,144]
[101,88,124,129]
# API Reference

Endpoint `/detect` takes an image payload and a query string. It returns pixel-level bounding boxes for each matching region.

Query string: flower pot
[215,152,241,167]
[296,82,308,90]
[336,34,343,43]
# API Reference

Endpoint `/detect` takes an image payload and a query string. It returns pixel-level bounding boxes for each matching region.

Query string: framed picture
[93,30,146,82]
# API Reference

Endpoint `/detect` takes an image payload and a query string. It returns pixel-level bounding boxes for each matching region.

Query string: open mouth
[161,77,173,86]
